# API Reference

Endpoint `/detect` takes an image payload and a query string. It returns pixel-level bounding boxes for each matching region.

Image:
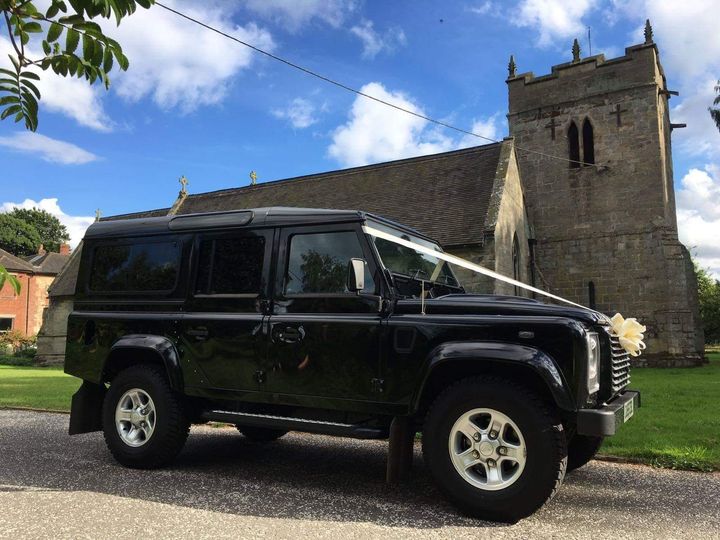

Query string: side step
[202,409,388,440]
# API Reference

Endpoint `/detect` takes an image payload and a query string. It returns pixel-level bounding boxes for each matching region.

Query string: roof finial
[508,55,516,78]
[179,175,189,196]
[249,170,258,185]
[95,209,101,222]
[572,38,581,62]
[644,19,653,44]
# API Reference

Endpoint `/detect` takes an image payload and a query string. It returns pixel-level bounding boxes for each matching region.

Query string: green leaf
[24,22,42,33]
[117,52,129,71]
[21,79,41,99]
[66,28,79,53]
[46,3,60,19]
[42,40,51,55]
[20,71,40,81]
[9,54,20,72]
[102,47,113,72]
[0,84,18,94]
[47,22,63,43]
[0,68,17,78]
[1,104,22,120]
[0,96,21,106]
[93,41,104,66]
[20,32,30,46]
[82,34,94,61]
[14,110,25,123]
[58,14,84,25]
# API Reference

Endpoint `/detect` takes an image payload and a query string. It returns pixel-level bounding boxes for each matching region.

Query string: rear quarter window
[89,241,180,292]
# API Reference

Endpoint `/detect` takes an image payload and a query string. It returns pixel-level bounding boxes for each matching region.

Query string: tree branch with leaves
[710,80,720,133]
[0,0,153,130]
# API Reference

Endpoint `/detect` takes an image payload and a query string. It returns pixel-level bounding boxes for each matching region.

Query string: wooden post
[386,416,415,484]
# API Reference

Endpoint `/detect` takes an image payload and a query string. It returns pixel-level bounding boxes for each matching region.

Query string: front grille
[609,335,631,393]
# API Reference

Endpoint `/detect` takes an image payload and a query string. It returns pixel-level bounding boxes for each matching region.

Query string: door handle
[186,326,209,340]
[276,325,304,344]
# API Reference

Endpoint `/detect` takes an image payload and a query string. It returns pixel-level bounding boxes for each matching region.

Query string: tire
[422,377,567,523]
[567,434,604,472]
[236,425,288,442]
[102,364,190,469]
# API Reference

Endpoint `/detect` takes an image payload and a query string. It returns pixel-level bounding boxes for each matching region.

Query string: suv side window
[195,235,265,295]
[285,231,374,295]
[89,241,179,292]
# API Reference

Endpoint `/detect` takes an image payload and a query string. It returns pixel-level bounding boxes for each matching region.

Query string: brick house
[0,246,70,337]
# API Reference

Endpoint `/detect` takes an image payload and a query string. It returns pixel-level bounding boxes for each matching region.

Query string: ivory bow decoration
[610,313,647,357]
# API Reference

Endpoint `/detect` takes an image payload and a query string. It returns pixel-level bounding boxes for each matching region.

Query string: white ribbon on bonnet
[363,225,647,357]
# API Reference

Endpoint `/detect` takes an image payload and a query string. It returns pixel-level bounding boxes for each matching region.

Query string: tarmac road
[0,409,718,539]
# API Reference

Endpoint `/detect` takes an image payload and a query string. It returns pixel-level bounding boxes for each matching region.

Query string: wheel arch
[104,335,183,391]
[411,341,575,420]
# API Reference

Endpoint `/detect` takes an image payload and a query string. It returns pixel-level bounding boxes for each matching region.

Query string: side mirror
[347,258,366,293]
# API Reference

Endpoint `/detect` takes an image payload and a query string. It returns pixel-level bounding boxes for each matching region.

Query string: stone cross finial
[250,170,258,185]
[95,209,101,222]
[179,175,189,196]
[572,38,581,62]
[508,55,516,78]
[644,19,653,44]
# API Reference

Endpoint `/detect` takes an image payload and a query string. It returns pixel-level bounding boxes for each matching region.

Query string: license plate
[623,398,634,422]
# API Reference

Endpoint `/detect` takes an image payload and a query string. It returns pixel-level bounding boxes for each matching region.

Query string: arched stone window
[582,118,595,165]
[512,234,521,295]
[568,121,580,168]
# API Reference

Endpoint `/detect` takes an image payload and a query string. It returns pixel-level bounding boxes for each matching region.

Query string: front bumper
[576,390,641,437]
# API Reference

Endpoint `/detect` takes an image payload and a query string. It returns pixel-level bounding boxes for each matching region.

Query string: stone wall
[35,296,73,366]
[507,42,704,366]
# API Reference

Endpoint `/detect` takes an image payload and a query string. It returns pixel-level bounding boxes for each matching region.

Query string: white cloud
[0,132,98,165]
[676,165,720,278]
[459,114,504,148]
[272,97,319,128]
[104,1,275,111]
[0,37,112,131]
[672,78,720,159]
[328,82,503,167]
[242,0,357,32]
[0,198,94,248]
[350,20,407,59]
[513,0,597,47]
[468,1,495,15]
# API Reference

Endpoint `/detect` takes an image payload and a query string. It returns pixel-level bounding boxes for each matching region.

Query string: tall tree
[8,207,69,252]
[711,80,720,133]
[0,0,153,131]
[0,213,41,256]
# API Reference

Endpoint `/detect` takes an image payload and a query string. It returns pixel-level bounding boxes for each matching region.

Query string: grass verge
[0,365,79,412]
[600,352,720,472]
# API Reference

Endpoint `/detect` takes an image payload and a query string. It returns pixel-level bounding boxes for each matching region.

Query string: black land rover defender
[65,207,640,522]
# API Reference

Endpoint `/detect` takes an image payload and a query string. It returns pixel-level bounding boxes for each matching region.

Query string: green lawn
[600,352,720,472]
[1,356,718,471]
[0,365,80,411]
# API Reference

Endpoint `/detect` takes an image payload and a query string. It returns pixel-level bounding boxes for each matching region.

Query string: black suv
[65,207,639,522]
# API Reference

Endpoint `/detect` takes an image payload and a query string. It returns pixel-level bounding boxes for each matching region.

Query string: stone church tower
[507,25,704,366]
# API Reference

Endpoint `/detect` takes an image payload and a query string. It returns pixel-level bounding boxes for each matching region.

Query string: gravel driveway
[0,409,718,539]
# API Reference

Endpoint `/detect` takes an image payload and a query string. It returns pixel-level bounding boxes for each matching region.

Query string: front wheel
[102,364,190,469]
[422,377,567,522]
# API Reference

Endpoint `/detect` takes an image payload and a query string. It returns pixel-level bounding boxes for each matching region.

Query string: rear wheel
[236,425,288,442]
[567,434,604,472]
[422,377,567,522]
[102,364,189,469]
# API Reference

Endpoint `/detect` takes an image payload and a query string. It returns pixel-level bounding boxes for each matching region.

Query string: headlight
[586,331,600,394]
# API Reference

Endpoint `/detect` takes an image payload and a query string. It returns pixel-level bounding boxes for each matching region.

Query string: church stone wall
[507,42,704,366]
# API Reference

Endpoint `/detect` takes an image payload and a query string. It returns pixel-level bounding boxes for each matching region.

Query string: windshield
[366,221,461,288]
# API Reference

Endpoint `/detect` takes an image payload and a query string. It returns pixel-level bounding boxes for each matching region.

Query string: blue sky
[1,0,719,275]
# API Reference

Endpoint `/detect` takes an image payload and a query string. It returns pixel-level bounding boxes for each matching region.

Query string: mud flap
[69,381,106,435]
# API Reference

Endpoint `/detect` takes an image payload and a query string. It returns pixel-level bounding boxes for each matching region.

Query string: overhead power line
[154,1,605,170]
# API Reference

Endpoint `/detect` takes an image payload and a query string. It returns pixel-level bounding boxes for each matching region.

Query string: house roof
[22,251,71,274]
[173,142,506,247]
[0,248,36,273]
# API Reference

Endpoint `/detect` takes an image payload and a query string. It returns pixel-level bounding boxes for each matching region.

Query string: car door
[180,228,273,392]
[265,224,383,403]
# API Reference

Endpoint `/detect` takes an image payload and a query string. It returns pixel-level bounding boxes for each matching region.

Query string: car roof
[85,206,437,244]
